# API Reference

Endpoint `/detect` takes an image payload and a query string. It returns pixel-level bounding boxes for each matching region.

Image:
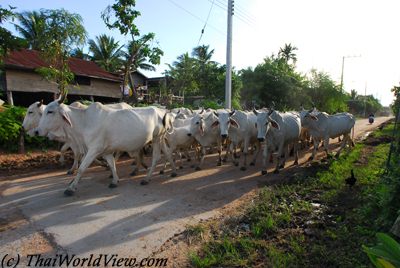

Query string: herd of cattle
[22,93,356,196]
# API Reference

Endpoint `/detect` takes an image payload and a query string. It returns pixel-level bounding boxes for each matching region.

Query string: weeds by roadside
[189,122,399,268]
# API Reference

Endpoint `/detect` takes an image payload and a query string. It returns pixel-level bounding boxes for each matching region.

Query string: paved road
[0,117,392,265]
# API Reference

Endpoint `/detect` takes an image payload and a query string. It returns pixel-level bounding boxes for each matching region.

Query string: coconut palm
[88,34,124,72]
[278,43,298,64]
[125,40,157,72]
[191,44,215,64]
[14,11,46,50]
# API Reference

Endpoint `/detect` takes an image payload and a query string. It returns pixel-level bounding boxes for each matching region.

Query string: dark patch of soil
[363,135,394,146]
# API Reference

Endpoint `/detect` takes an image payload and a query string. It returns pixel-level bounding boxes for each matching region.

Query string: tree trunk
[391,215,400,238]
[18,128,25,154]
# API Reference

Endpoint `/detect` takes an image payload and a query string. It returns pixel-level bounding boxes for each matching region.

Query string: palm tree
[14,11,46,50]
[125,41,156,72]
[70,47,90,60]
[88,34,124,72]
[191,45,215,64]
[278,43,298,64]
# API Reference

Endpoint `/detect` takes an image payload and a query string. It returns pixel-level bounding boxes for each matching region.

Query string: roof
[4,49,122,82]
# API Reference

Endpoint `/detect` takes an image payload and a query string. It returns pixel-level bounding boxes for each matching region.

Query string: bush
[0,105,56,152]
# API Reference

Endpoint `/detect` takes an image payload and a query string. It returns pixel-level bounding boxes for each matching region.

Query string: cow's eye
[196,122,199,125]
[28,111,33,114]
[47,111,53,114]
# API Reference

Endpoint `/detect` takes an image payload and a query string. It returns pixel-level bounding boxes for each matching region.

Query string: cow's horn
[58,93,67,104]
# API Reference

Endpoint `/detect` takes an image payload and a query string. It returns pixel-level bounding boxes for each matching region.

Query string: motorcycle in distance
[368,114,375,124]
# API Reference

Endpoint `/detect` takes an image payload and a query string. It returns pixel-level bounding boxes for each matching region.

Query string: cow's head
[253,109,280,142]
[211,110,239,139]
[36,96,71,137]
[188,113,206,137]
[23,100,45,136]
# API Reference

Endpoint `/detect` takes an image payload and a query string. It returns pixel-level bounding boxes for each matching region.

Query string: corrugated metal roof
[4,49,122,82]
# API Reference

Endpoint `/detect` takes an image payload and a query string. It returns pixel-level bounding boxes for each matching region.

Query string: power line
[166,0,226,37]
[215,0,256,24]
[207,0,257,28]
[198,0,216,45]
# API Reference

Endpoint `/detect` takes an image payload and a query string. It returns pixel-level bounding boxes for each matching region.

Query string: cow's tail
[351,125,355,147]
[162,113,175,135]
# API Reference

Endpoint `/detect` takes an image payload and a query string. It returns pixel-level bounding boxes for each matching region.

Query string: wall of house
[6,69,122,99]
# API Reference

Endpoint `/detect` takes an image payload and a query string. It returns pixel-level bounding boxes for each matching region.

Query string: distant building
[1,49,122,106]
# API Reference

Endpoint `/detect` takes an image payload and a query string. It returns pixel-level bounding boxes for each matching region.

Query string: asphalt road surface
[0,116,392,265]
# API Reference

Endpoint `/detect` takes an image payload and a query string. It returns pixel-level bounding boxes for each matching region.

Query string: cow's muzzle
[221,134,228,139]
[187,133,192,137]
[258,137,265,142]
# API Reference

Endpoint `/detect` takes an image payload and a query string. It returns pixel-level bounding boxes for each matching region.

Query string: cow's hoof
[293,161,299,165]
[171,172,178,178]
[217,162,222,166]
[140,180,149,186]
[240,166,247,171]
[130,170,137,176]
[250,162,255,166]
[273,169,279,174]
[234,162,239,167]
[261,170,267,175]
[308,156,314,161]
[66,170,73,175]
[64,189,74,196]
[179,166,184,169]
[109,183,118,188]
[195,166,201,171]
[279,164,285,169]
[159,170,164,175]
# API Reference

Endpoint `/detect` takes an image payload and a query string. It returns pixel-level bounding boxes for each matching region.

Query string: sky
[2,0,399,106]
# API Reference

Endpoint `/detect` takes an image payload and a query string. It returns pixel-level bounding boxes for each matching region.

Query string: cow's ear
[211,120,219,128]
[269,118,280,130]
[310,115,318,121]
[60,110,72,127]
[230,118,239,128]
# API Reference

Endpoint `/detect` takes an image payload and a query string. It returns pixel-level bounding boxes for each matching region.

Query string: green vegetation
[0,105,55,152]
[190,122,400,267]
[363,232,400,267]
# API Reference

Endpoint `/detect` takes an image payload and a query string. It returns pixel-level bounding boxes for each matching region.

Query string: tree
[278,43,298,65]
[70,47,90,60]
[0,5,27,62]
[165,52,197,96]
[88,34,124,72]
[101,0,163,101]
[125,39,161,72]
[35,9,87,94]
[14,10,46,50]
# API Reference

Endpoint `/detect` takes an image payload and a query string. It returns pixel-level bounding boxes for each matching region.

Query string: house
[1,49,123,106]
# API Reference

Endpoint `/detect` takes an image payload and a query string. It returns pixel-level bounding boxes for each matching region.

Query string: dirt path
[0,117,392,266]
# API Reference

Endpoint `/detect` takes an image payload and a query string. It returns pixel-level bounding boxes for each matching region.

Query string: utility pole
[340,54,361,91]
[225,0,233,109]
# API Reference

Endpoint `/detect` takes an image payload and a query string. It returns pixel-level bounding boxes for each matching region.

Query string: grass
[189,122,399,268]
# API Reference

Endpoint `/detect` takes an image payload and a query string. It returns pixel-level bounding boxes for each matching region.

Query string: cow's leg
[250,141,261,166]
[323,136,330,157]
[217,141,222,166]
[195,146,206,170]
[274,143,284,173]
[293,141,299,165]
[103,154,119,188]
[261,143,269,175]
[67,143,80,175]
[240,138,250,171]
[309,137,319,160]
[161,141,177,177]
[59,143,69,165]
[65,148,99,196]
[141,141,162,185]
[230,143,239,166]
[336,134,349,157]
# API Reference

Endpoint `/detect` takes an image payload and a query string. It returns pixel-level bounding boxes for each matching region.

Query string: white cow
[302,110,355,159]
[36,95,176,195]
[188,111,222,170]
[254,109,301,174]
[213,110,261,170]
